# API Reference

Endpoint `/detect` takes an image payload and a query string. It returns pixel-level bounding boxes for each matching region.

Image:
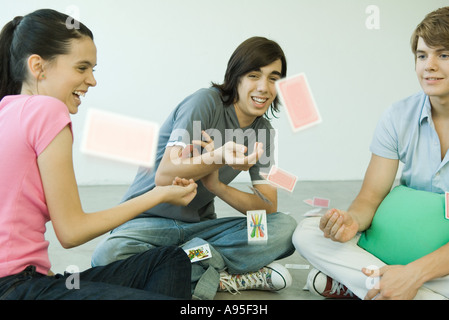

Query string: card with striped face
[247,210,268,245]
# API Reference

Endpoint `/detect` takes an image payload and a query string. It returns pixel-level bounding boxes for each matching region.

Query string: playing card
[180,144,194,159]
[180,144,202,159]
[184,244,212,262]
[285,264,310,270]
[247,210,268,245]
[303,207,326,217]
[312,197,330,208]
[266,165,297,192]
[444,192,449,219]
[80,109,159,167]
[303,199,314,206]
[275,73,321,132]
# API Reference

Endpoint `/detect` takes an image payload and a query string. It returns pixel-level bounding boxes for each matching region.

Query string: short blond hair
[411,7,449,55]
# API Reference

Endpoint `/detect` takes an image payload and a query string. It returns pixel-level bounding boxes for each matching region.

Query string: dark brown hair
[212,37,287,118]
[0,9,93,100]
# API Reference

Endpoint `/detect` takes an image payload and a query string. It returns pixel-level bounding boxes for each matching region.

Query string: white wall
[2,0,447,184]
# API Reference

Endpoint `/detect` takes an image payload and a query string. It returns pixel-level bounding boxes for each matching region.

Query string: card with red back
[180,144,194,159]
[275,73,321,132]
[312,197,330,208]
[180,144,201,159]
[81,109,159,167]
[266,165,297,192]
[445,192,449,220]
[303,199,314,206]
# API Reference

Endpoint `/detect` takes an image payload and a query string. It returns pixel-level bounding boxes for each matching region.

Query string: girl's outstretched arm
[38,126,197,248]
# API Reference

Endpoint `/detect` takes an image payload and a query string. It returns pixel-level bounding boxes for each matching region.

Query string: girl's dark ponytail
[0,10,93,102]
[0,16,23,100]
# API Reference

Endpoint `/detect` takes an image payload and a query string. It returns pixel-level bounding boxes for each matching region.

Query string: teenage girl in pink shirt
[0,9,197,300]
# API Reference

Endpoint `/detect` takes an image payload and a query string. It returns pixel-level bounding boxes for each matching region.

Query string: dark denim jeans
[0,246,191,300]
[92,213,297,299]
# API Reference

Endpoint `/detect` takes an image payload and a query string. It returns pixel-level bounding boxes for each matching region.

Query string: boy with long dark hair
[92,36,297,300]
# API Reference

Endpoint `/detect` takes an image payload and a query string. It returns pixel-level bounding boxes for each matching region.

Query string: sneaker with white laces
[218,263,292,295]
[307,268,357,299]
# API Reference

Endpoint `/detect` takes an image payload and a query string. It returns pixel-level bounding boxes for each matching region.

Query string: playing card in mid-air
[276,73,321,132]
[81,109,159,167]
[266,165,297,192]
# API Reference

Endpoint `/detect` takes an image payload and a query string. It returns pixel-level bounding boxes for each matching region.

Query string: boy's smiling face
[233,59,282,128]
[415,37,449,101]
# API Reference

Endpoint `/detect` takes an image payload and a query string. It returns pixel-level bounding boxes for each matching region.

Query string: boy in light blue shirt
[371,91,449,194]
[294,7,449,300]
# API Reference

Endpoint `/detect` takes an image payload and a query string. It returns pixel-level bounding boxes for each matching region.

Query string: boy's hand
[193,130,264,171]
[222,141,264,171]
[319,208,359,243]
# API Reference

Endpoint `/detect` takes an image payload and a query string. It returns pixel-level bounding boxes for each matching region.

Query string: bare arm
[155,137,264,186]
[347,153,399,230]
[38,126,197,248]
[364,242,449,299]
[215,183,278,215]
[360,154,449,298]
[155,145,224,185]
[320,154,399,242]
[202,168,278,214]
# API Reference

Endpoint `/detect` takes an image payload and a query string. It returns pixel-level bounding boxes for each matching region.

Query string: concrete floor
[45,180,364,300]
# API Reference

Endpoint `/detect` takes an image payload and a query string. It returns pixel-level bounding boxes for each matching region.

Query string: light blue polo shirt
[370,91,449,194]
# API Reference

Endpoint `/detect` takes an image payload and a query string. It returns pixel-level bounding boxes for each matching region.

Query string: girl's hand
[157,177,197,206]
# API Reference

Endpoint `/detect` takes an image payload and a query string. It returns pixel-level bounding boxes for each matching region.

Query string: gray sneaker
[219,263,292,294]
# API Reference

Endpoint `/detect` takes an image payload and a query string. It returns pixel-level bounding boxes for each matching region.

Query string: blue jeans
[91,212,297,300]
[0,246,191,300]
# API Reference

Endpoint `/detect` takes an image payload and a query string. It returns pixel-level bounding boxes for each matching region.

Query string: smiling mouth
[424,76,444,81]
[73,90,86,98]
[72,91,86,105]
[252,96,269,105]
